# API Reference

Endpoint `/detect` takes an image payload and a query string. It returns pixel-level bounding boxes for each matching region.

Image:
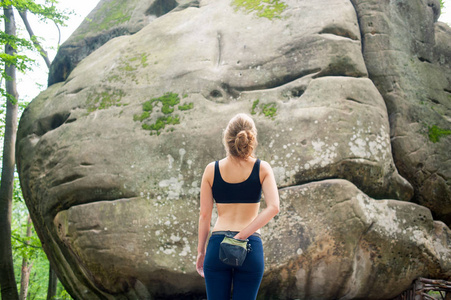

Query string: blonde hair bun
[223,114,258,159]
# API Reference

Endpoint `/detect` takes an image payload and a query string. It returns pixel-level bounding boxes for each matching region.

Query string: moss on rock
[428,125,451,143]
[86,89,126,112]
[251,99,259,115]
[133,93,194,135]
[88,0,132,32]
[178,102,194,111]
[232,0,287,20]
[250,99,277,119]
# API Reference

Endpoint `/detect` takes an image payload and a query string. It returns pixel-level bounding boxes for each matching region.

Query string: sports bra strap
[212,159,262,204]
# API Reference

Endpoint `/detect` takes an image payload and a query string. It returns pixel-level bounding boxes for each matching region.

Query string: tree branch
[17,9,51,69]
[11,235,42,250]
[53,20,61,47]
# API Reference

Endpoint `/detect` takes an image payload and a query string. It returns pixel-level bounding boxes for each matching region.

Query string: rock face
[261,179,451,300]
[16,0,451,299]
[351,0,451,224]
[48,0,198,86]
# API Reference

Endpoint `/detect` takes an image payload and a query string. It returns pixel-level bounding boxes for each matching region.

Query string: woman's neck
[226,155,254,165]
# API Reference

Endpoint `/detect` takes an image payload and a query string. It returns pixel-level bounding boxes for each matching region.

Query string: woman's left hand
[233,233,246,240]
[196,252,205,277]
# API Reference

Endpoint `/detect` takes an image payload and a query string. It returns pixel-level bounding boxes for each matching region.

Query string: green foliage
[232,0,287,20]
[262,102,277,118]
[109,53,150,84]
[440,0,444,9]
[120,61,137,72]
[86,89,126,112]
[250,99,277,119]
[161,104,175,114]
[142,115,180,135]
[0,0,69,103]
[88,0,131,32]
[133,92,193,135]
[251,99,259,115]
[133,111,150,121]
[0,0,69,104]
[157,92,181,114]
[0,37,34,102]
[142,100,154,112]
[141,53,149,67]
[1,1,71,298]
[428,125,451,143]
[0,31,34,50]
[143,92,181,115]
[11,178,71,299]
[178,102,194,111]
[5,0,69,25]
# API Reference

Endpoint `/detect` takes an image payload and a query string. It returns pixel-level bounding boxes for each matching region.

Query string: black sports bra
[212,159,262,204]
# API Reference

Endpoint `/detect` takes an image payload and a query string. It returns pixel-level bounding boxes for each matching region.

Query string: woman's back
[196,113,279,300]
[212,157,262,232]
[210,157,274,232]
[217,157,258,184]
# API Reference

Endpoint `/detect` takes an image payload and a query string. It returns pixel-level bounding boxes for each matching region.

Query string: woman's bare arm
[196,163,214,276]
[234,160,280,240]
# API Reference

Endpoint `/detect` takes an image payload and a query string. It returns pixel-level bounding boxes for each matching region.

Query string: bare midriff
[212,202,261,233]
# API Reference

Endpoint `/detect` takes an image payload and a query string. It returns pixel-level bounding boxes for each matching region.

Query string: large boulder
[48,0,198,86]
[16,0,451,298]
[351,0,451,224]
[261,179,451,300]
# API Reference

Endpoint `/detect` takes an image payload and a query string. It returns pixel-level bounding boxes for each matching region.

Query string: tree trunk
[18,9,51,69]
[19,215,33,300]
[46,265,57,300]
[0,5,20,300]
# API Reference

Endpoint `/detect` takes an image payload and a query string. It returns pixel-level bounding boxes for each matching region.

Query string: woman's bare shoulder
[259,159,273,170]
[258,159,274,178]
[204,161,216,173]
[202,162,216,186]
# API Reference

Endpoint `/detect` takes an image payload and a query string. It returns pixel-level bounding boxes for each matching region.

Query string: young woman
[196,113,280,300]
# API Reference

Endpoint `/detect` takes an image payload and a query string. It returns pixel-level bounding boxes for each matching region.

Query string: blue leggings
[203,233,264,300]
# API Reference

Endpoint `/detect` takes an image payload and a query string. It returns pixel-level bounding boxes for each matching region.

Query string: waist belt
[212,231,261,238]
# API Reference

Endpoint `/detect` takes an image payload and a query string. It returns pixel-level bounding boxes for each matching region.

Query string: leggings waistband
[211,231,261,238]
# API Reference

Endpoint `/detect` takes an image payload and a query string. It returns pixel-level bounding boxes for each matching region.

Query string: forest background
[1,0,450,299]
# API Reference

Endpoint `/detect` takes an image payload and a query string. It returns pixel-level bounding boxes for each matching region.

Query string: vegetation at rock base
[133,92,193,135]
[10,180,71,299]
[428,125,451,143]
[232,0,287,20]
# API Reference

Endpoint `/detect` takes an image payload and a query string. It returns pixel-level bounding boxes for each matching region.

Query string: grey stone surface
[351,0,451,225]
[16,0,451,298]
[48,0,196,86]
[261,179,451,300]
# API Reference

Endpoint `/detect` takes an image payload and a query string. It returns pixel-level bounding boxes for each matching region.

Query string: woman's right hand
[196,252,205,277]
